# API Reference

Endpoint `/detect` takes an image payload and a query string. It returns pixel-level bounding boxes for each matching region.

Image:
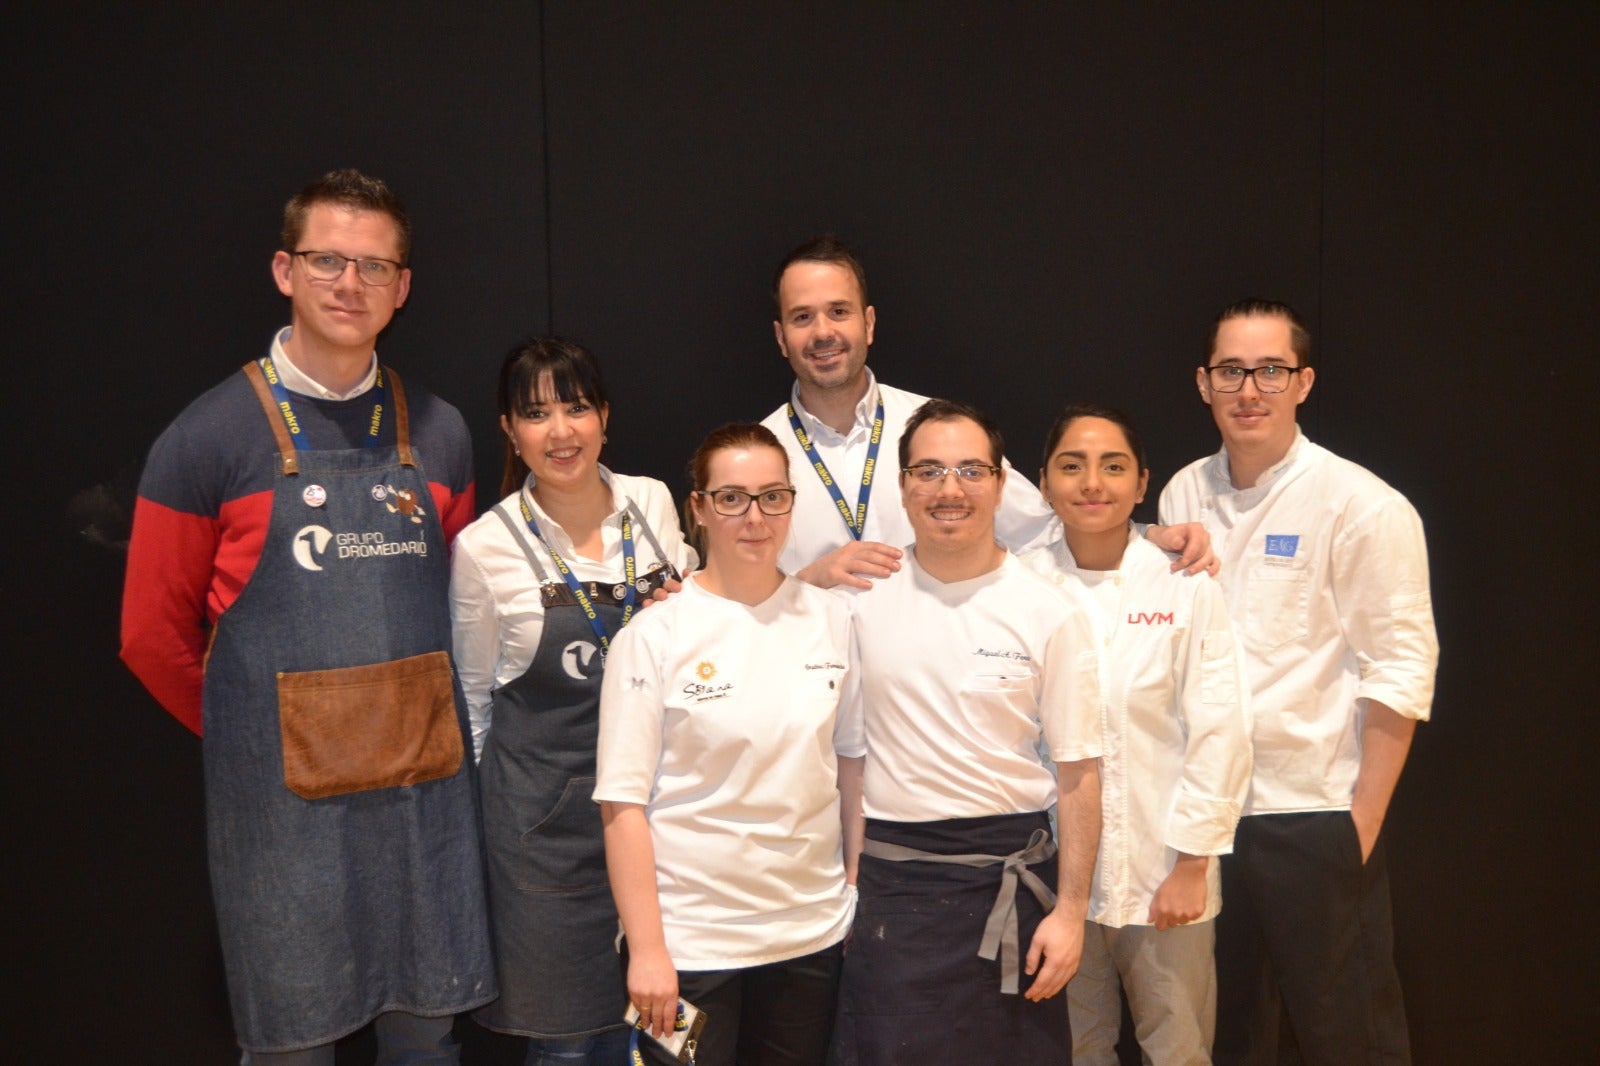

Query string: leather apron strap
[242,359,300,475]
[386,365,415,467]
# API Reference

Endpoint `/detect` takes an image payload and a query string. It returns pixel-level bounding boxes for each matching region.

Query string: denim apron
[203,362,495,1052]
[474,496,675,1038]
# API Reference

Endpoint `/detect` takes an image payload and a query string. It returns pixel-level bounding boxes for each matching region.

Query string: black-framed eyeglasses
[695,487,797,517]
[1205,364,1304,393]
[293,250,405,286]
[901,463,1001,487]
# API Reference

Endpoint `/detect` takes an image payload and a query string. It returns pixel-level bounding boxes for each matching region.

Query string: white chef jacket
[1021,530,1251,927]
[761,370,1056,574]
[450,468,697,759]
[1159,431,1438,815]
[593,575,858,971]
[840,549,1102,822]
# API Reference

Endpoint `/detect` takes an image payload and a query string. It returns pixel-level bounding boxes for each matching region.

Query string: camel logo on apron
[292,525,335,571]
[561,640,604,680]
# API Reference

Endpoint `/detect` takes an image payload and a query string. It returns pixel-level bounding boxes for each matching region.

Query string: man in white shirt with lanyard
[1159,299,1438,1065]
[761,235,1215,588]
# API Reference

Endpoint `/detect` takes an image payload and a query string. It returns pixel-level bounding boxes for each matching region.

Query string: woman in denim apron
[450,339,695,1066]
[206,357,496,1059]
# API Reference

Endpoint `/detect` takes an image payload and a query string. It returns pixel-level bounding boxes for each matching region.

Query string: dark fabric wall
[9,2,1595,1061]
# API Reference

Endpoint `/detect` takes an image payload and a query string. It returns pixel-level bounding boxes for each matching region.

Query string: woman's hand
[628,943,680,1039]
[1147,854,1209,930]
[639,568,691,610]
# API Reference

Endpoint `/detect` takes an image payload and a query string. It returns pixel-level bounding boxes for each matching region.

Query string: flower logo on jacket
[695,661,716,681]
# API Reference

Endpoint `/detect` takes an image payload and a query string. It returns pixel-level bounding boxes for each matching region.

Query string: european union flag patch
[1264,534,1300,558]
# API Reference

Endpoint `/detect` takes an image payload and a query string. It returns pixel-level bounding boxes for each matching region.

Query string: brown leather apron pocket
[278,650,464,799]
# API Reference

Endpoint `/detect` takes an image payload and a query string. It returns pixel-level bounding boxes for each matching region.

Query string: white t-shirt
[593,575,858,970]
[841,550,1102,822]
[450,468,697,759]
[1021,530,1251,927]
[761,370,1056,574]
[1159,431,1438,815]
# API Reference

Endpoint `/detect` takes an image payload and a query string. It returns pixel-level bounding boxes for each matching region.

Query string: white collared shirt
[269,325,378,399]
[1159,431,1438,815]
[841,550,1102,822]
[449,467,697,759]
[1021,529,1251,926]
[761,370,1056,575]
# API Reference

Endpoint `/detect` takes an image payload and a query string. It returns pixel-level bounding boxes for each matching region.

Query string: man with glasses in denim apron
[122,170,495,1064]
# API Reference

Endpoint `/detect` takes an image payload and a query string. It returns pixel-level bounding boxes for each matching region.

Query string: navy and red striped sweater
[120,364,475,734]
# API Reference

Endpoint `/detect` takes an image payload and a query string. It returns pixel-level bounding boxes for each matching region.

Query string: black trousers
[629,941,844,1066]
[1214,811,1410,1066]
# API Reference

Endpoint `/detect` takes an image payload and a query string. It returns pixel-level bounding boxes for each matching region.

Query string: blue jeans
[240,1010,459,1065]
[526,1028,631,1066]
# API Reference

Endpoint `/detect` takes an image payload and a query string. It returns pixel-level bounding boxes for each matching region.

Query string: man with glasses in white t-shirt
[832,398,1102,1064]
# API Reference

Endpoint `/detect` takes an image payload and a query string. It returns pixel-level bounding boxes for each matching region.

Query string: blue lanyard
[786,398,885,540]
[629,1002,692,1065]
[259,354,386,450]
[520,492,638,651]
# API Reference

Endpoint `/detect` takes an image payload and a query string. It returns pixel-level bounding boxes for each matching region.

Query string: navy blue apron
[832,811,1069,1065]
[202,361,495,1052]
[474,493,676,1039]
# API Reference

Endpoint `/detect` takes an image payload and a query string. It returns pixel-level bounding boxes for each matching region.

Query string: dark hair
[282,168,412,263]
[496,337,610,496]
[1040,402,1148,474]
[772,234,869,313]
[899,398,1005,470]
[1207,298,1312,367]
[682,423,791,560]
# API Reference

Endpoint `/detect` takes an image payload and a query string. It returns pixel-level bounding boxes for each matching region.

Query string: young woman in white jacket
[1021,403,1251,1066]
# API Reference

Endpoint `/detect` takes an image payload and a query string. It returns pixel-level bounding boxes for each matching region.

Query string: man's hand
[1148,854,1209,930]
[1147,522,1219,576]
[1350,805,1381,863]
[1023,906,1085,1001]
[795,541,903,590]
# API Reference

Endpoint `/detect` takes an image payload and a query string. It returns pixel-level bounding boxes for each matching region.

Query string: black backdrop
[9,3,1596,1062]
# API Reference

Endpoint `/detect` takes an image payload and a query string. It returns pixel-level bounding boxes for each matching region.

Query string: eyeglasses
[901,464,1001,488]
[293,250,404,286]
[1204,364,1305,393]
[695,487,797,517]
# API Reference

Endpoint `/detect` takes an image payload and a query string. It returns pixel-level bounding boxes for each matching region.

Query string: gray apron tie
[860,827,1058,994]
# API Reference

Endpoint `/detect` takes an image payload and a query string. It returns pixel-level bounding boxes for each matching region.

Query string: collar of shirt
[787,367,882,446]
[521,464,630,556]
[1209,427,1308,504]
[1049,523,1139,576]
[271,326,379,400]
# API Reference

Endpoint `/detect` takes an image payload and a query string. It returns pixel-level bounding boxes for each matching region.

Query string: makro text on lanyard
[787,399,885,540]
[519,493,638,652]
[260,354,386,449]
